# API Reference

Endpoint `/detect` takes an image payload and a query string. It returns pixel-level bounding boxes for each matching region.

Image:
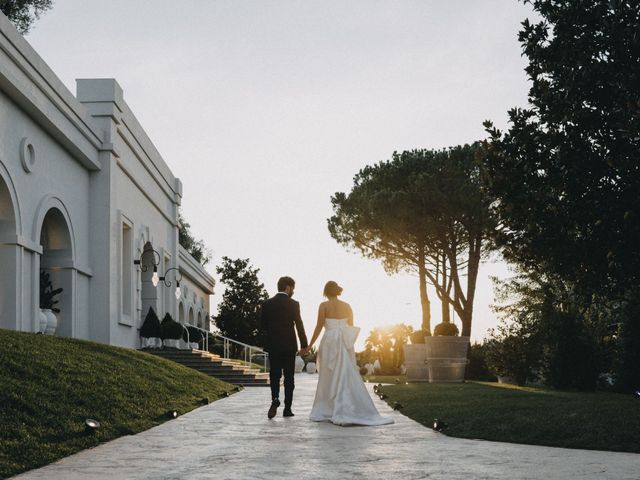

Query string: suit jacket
[261,293,308,356]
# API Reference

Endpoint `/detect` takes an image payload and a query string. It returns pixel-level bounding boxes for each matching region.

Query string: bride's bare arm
[306,304,326,350]
[347,303,354,326]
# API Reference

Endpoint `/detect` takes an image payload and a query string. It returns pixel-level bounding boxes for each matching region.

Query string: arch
[0,161,21,237]
[178,301,185,323]
[188,306,194,326]
[33,196,75,262]
[38,205,74,337]
[197,311,202,328]
[0,164,20,331]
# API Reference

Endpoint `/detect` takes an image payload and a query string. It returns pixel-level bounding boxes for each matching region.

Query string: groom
[261,276,308,419]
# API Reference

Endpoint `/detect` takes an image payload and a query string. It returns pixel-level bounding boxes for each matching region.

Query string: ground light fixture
[166,410,178,419]
[134,248,161,287]
[84,418,100,434]
[433,419,447,432]
[159,267,183,300]
[634,390,640,399]
[201,397,209,405]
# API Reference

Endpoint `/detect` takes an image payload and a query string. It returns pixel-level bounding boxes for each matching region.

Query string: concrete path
[15,375,639,480]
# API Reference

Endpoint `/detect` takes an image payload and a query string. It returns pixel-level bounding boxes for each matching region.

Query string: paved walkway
[15,375,639,480]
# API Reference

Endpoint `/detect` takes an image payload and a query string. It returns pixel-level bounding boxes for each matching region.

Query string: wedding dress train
[309,318,394,426]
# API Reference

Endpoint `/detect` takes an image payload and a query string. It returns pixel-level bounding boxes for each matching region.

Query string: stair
[142,348,269,387]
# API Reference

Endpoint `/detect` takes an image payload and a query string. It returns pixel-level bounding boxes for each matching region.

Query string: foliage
[377,381,640,453]
[160,313,183,341]
[178,211,211,267]
[0,329,236,478]
[303,346,317,364]
[364,324,413,373]
[409,330,426,344]
[433,322,459,336]
[483,0,640,299]
[613,287,640,391]
[485,323,540,387]
[182,325,204,344]
[464,342,495,382]
[213,257,269,348]
[329,144,494,336]
[139,307,161,338]
[39,269,63,312]
[0,0,52,34]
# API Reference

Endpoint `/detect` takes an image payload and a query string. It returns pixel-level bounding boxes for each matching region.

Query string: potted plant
[140,307,162,348]
[404,330,428,382]
[161,313,183,348]
[39,270,63,335]
[425,321,469,382]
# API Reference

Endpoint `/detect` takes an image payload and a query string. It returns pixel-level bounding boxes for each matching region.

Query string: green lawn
[0,329,237,478]
[378,381,640,453]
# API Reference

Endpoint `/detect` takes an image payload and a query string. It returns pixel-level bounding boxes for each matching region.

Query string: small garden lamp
[134,249,161,287]
[160,267,183,300]
[84,418,100,434]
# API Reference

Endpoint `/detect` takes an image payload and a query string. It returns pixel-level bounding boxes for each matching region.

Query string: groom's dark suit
[261,292,308,408]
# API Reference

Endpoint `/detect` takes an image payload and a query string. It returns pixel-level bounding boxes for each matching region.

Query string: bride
[304,281,393,426]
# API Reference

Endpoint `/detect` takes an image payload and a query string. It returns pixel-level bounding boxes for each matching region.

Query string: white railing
[180,323,210,352]
[209,331,269,373]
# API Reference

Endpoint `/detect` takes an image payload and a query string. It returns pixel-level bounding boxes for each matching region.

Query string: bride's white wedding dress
[309,318,394,426]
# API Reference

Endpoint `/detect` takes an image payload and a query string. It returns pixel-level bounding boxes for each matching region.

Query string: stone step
[142,348,269,387]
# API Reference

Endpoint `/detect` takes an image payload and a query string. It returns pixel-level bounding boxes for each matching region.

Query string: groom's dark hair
[277,276,295,292]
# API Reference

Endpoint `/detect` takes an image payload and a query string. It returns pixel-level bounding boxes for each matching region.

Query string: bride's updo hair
[323,281,343,298]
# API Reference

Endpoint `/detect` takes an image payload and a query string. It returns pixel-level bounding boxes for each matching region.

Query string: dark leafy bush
[486,320,541,386]
[39,270,63,312]
[433,322,459,336]
[465,342,496,381]
[409,330,426,344]
[139,307,161,338]
[182,326,204,344]
[160,313,183,341]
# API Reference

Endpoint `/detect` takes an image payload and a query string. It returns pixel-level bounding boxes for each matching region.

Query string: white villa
[0,12,214,348]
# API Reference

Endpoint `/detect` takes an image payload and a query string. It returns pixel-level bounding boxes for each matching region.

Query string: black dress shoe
[283,408,295,417]
[268,399,280,419]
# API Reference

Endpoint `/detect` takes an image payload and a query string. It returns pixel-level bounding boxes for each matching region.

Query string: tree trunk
[441,251,451,323]
[418,248,432,335]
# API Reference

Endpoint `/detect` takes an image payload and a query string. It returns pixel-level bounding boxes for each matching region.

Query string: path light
[379,393,388,400]
[134,249,161,287]
[201,397,209,405]
[166,410,178,419]
[160,267,183,300]
[433,419,447,432]
[393,402,403,410]
[634,390,640,399]
[84,418,100,434]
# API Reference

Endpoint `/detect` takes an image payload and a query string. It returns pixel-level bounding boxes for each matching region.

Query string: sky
[25,0,535,349]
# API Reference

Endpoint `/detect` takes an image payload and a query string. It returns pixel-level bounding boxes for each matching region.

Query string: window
[121,222,132,316]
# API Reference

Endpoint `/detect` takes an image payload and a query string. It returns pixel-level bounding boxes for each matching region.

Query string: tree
[364,324,413,373]
[213,257,269,350]
[178,211,211,266]
[329,144,494,336]
[483,0,640,299]
[1,0,53,34]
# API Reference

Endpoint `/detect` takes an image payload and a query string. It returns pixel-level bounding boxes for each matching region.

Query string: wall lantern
[134,249,161,287]
[160,267,183,300]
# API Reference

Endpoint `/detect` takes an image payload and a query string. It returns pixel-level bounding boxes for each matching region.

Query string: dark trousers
[268,353,295,408]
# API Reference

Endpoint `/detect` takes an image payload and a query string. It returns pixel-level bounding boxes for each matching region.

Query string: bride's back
[322,298,353,325]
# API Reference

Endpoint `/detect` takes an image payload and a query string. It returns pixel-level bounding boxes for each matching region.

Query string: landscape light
[634,390,640,399]
[166,410,178,419]
[84,418,100,434]
[433,418,447,432]
[201,397,209,405]
[393,402,403,410]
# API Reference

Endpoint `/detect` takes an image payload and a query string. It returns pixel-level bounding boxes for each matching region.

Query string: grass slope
[0,329,237,478]
[379,381,640,453]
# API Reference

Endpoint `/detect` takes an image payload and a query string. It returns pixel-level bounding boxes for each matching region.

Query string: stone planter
[141,337,162,348]
[42,308,58,335]
[424,336,470,383]
[295,356,304,373]
[38,309,48,334]
[163,339,180,348]
[306,362,317,373]
[403,344,428,382]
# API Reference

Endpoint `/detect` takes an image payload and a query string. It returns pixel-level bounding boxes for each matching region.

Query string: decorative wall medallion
[20,137,36,173]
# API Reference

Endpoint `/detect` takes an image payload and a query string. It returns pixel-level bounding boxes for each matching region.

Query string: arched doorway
[188,307,194,326]
[39,207,73,337]
[140,241,159,324]
[0,172,18,330]
[197,311,202,329]
[178,301,185,323]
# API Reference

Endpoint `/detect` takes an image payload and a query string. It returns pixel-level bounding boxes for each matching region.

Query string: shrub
[485,320,540,386]
[465,342,496,381]
[160,313,183,341]
[39,270,63,313]
[433,322,459,336]
[409,330,426,344]
[182,326,203,344]
[613,288,640,392]
[140,307,161,338]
